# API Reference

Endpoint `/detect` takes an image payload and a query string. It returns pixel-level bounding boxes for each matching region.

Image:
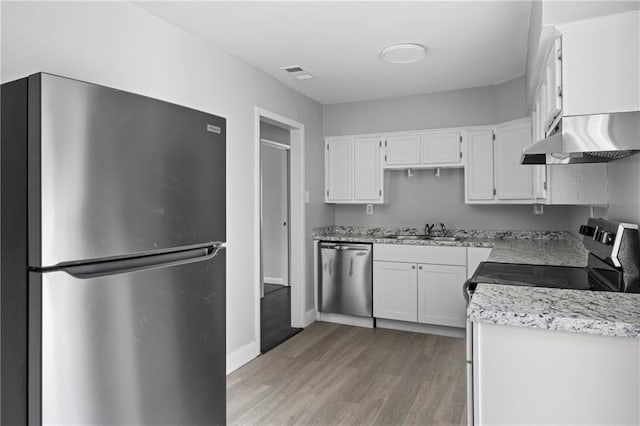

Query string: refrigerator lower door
[31,256,225,425]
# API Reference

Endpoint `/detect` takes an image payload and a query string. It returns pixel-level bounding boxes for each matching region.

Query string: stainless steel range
[464,218,640,302]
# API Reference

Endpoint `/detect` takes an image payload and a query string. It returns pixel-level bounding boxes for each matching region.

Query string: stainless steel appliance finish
[521,111,640,164]
[1,73,227,425]
[318,242,373,317]
[36,74,225,266]
[39,259,225,425]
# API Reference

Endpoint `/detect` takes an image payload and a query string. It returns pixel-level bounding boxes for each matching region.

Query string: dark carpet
[260,284,302,353]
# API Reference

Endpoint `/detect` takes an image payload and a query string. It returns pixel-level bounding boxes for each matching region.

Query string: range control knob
[579,225,595,237]
[599,231,615,245]
[594,230,615,245]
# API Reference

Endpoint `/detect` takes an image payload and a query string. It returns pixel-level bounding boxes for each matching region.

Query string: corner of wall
[226,340,260,375]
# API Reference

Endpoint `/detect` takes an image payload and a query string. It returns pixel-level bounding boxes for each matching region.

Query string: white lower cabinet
[373,261,417,322]
[473,322,640,425]
[372,244,468,328]
[417,264,467,328]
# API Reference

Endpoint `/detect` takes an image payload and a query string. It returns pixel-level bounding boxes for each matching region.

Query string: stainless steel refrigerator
[1,73,227,425]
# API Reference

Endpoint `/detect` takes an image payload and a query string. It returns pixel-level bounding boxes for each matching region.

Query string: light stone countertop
[314,225,639,338]
[468,284,640,339]
[313,227,588,267]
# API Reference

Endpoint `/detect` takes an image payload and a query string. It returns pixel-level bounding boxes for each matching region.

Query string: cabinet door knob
[418,266,422,270]
[411,265,416,269]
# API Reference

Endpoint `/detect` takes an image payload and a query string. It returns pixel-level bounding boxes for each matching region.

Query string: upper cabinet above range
[559,12,639,118]
[385,130,463,169]
[530,11,640,138]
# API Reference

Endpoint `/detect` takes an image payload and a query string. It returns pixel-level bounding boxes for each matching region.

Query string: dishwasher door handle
[320,243,370,251]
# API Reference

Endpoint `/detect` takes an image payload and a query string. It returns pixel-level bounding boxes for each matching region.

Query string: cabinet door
[325,138,353,202]
[373,261,417,321]
[494,121,534,201]
[543,38,562,131]
[466,129,495,201]
[417,264,467,328]
[421,131,462,165]
[353,136,382,202]
[539,81,548,137]
[385,134,421,166]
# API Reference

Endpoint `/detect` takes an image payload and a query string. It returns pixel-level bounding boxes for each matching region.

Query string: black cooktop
[468,262,618,292]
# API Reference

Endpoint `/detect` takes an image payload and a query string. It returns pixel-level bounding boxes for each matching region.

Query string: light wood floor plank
[227,322,467,425]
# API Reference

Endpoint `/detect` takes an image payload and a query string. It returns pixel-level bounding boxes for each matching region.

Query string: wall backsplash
[334,169,573,231]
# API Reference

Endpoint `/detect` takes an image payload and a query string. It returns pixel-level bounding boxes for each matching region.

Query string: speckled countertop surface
[468,284,640,339]
[314,225,639,338]
[313,226,588,267]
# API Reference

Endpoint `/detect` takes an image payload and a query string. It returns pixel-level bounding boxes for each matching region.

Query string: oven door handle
[463,279,473,305]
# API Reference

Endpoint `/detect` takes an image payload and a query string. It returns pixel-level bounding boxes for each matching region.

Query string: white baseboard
[304,309,316,327]
[318,312,374,328]
[264,277,286,285]
[376,319,465,338]
[226,340,260,375]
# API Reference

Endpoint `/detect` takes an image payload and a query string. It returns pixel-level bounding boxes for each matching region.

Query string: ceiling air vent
[280,65,315,80]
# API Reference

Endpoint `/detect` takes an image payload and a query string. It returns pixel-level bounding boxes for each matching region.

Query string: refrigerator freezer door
[31,74,226,267]
[33,256,225,425]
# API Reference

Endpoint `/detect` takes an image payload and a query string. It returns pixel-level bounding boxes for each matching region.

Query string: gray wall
[336,169,570,230]
[568,155,640,236]
[1,1,334,357]
[323,76,573,231]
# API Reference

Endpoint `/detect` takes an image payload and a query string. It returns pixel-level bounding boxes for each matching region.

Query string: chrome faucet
[424,223,435,235]
[438,223,447,235]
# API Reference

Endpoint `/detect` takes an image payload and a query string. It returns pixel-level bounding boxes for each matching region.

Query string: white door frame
[254,107,306,351]
[260,139,290,287]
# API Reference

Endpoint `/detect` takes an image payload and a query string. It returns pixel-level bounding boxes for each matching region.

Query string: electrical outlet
[533,204,544,215]
[366,204,374,215]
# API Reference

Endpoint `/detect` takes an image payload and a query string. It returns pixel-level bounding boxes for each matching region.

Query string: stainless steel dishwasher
[318,242,372,317]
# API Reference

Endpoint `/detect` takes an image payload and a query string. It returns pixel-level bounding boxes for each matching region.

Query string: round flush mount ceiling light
[380,43,426,64]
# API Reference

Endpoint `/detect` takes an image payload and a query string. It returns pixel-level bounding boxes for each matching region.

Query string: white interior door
[261,142,290,287]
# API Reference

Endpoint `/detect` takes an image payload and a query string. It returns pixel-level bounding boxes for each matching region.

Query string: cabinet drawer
[373,244,466,265]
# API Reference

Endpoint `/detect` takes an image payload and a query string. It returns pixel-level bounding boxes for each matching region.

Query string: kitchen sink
[423,236,461,241]
[386,235,426,240]
[386,235,462,241]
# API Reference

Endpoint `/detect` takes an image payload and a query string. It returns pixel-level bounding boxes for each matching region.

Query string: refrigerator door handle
[44,241,227,279]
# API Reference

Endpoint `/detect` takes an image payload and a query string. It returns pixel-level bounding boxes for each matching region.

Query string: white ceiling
[137,1,532,105]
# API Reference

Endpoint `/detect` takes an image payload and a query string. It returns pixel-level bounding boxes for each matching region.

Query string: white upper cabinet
[560,12,639,116]
[421,130,463,165]
[385,134,421,166]
[353,136,382,202]
[542,38,562,132]
[494,121,534,201]
[325,136,384,204]
[465,129,495,202]
[466,119,538,204]
[384,131,463,169]
[325,137,352,202]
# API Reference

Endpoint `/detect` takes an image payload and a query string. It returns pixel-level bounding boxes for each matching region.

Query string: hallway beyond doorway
[260,284,301,353]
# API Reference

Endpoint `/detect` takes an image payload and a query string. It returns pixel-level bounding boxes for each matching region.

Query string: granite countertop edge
[468,306,640,339]
[467,284,640,339]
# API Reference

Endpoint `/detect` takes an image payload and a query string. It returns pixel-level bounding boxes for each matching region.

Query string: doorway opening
[255,108,306,354]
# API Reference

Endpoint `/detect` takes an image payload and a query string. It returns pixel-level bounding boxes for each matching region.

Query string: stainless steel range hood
[521,111,640,165]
